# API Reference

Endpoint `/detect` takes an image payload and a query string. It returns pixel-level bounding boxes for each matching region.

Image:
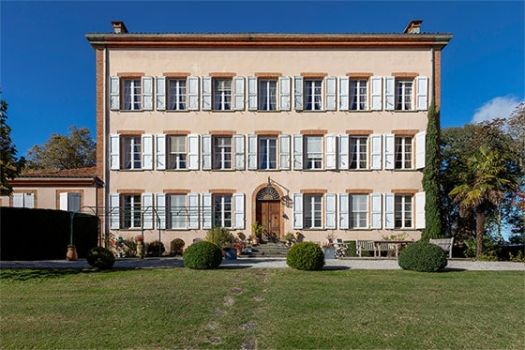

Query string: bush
[170,238,186,256]
[87,247,115,269]
[146,241,166,257]
[345,241,357,257]
[206,227,235,248]
[287,242,325,271]
[398,241,447,272]
[122,239,137,257]
[183,241,222,269]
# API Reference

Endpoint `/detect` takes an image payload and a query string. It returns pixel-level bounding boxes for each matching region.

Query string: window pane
[258,79,277,111]
[213,79,232,111]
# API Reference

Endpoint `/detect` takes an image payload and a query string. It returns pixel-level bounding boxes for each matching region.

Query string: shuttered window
[212,137,232,170]
[304,136,323,170]
[122,79,142,111]
[395,80,413,111]
[350,137,368,169]
[395,137,413,169]
[121,194,141,229]
[350,195,368,228]
[350,80,368,111]
[304,195,322,229]
[167,136,187,169]
[258,137,277,170]
[122,137,142,169]
[304,79,322,111]
[395,195,413,229]
[213,195,232,228]
[168,194,187,229]
[258,79,277,111]
[167,79,187,111]
[213,79,232,111]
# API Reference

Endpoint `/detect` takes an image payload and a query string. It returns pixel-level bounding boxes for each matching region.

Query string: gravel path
[1,257,523,271]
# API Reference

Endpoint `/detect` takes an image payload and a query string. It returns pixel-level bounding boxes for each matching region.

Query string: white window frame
[395,195,413,229]
[350,79,368,111]
[304,79,323,111]
[122,136,142,170]
[258,79,277,111]
[168,194,188,229]
[167,79,187,111]
[258,137,277,170]
[350,136,368,170]
[121,194,142,229]
[395,136,413,170]
[350,194,368,229]
[167,135,187,170]
[395,80,413,111]
[212,136,232,170]
[122,79,142,111]
[212,79,232,111]
[213,195,232,228]
[304,136,323,170]
[304,194,323,229]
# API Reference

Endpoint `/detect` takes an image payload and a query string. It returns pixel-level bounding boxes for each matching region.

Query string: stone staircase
[247,242,289,257]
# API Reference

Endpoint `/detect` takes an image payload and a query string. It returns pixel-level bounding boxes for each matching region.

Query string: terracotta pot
[66,246,78,261]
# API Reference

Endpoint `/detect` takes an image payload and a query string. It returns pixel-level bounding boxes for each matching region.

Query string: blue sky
[1,1,524,155]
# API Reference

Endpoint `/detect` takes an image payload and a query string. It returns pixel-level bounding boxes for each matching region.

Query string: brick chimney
[111,21,128,34]
[403,20,423,34]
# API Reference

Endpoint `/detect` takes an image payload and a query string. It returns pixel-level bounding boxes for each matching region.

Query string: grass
[0,268,523,349]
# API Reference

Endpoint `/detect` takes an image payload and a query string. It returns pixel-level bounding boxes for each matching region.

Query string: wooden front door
[256,200,281,240]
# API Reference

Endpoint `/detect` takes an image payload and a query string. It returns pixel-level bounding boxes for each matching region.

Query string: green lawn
[0,268,523,349]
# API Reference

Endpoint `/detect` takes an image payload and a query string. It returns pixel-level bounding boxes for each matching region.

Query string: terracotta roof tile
[20,167,98,178]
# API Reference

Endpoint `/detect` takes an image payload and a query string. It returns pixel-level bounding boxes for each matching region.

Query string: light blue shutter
[279,134,291,170]
[293,193,303,229]
[234,134,245,170]
[338,135,349,170]
[109,134,120,170]
[293,135,303,170]
[325,193,337,229]
[201,135,212,170]
[233,193,245,229]
[325,77,337,111]
[187,76,199,110]
[202,77,212,111]
[370,134,382,170]
[247,77,258,111]
[247,134,257,170]
[201,193,212,229]
[142,77,153,110]
[142,193,154,229]
[416,76,429,111]
[325,135,337,170]
[416,192,426,229]
[383,77,395,111]
[370,193,382,229]
[155,193,166,229]
[156,77,166,110]
[188,193,200,229]
[383,193,395,229]
[339,77,349,110]
[142,134,153,170]
[383,134,395,170]
[110,76,120,110]
[233,77,245,111]
[156,134,166,170]
[278,77,291,111]
[339,194,349,229]
[187,134,200,170]
[109,193,120,230]
[370,76,382,111]
[294,76,304,111]
[416,131,426,169]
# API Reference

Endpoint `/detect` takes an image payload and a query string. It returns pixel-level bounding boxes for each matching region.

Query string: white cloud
[472,96,523,123]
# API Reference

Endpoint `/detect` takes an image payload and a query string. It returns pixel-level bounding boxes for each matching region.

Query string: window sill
[347,109,371,113]
[301,228,327,231]
[165,228,192,231]
[164,169,191,172]
[114,110,145,113]
[117,228,144,231]
[163,110,189,113]
[114,169,149,172]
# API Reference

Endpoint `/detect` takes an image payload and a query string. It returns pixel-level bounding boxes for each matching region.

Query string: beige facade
[87,21,451,248]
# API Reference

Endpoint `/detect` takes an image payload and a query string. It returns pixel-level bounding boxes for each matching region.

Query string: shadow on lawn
[0,268,136,281]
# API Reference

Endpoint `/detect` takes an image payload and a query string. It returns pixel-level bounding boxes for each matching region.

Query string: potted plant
[135,235,145,259]
[233,240,245,256]
[321,233,337,260]
[284,232,296,247]
[251,222,264,245]
[66,244,78,261]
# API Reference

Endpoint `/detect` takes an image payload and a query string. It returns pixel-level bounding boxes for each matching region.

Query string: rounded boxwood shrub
[170,238,186,256]
[287,242,325,271]
[183,241,222,269]
[146,240,166,257]
[398,241,448,272]
[87,247,115,269]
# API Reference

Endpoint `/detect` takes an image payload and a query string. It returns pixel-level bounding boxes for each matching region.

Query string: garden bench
[430,237,454,258]
[356,240,377,257]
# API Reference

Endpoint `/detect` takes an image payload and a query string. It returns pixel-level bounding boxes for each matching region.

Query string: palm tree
[449,146,518,257]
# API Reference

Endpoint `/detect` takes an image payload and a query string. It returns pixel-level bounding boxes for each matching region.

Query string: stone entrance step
[247,243,289,257]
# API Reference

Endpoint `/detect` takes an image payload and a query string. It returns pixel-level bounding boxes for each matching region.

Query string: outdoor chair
[334,238,347,258]
[430,237,454,258]
[356,240,377,257]
[376,242,397,257]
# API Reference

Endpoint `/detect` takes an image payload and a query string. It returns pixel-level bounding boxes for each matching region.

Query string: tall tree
[421,102,442,240]
[27,126,95,169]
[0,97,24,195]
[449,146,518,257]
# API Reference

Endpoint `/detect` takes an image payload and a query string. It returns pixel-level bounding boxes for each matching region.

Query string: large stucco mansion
[83,20,451,246]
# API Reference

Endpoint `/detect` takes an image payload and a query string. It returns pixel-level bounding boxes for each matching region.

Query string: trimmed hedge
[170,238,185,256]
[146,240,165,257]
[287,242,325,271]
[87,247,115,269]
[398,241,448,272]
[0,207,98,260]
[183,241,222,269]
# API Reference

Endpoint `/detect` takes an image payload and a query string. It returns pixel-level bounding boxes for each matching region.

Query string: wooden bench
[356,240,377,257]
[430,237,454,258]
